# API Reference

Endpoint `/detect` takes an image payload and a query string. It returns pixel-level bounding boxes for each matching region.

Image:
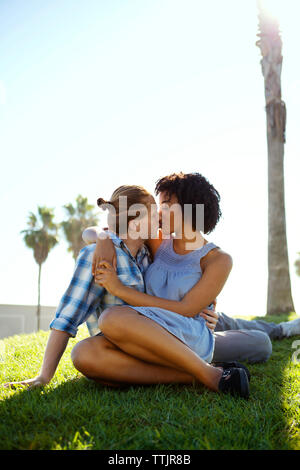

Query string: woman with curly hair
[72,172,250,398]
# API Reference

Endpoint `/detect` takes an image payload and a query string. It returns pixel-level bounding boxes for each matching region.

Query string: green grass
[1,314,300,450]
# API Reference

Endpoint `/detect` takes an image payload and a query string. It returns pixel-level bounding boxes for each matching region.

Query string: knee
[255,332,273,363]
[71,336,116,378]
[98,306,125,340]
[71,339,94,373]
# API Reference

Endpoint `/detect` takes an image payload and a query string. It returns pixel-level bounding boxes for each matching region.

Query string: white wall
[0,304,56,339]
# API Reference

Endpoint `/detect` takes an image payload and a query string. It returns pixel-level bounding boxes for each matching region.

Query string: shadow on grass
[244,313,300,449]
[0,314,299,450]
[0,377,205,450]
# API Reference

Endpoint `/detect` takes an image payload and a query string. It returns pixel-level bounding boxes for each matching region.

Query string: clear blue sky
[0,0,299,317]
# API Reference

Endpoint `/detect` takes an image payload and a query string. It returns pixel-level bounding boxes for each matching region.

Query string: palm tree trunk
[295,254,300,277]
[266,114,294,314]
[257,2,295,315]
[37,264,41,330]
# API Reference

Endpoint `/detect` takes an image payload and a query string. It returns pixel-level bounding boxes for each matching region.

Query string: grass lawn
[0,313,300,450]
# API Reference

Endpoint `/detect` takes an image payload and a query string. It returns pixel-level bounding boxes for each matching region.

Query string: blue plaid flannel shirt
[49,231,152,337]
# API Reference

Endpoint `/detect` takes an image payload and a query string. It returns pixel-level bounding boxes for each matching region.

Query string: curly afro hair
[154,172,222,234]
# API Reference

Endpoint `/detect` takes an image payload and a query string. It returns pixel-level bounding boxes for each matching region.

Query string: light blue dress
[130,235,219,363]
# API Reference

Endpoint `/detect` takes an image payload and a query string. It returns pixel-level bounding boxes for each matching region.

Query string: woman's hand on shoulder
[92,231,117,276]
[82,226,101,245]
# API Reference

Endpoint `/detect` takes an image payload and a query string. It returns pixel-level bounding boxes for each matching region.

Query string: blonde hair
[97,185,152,236]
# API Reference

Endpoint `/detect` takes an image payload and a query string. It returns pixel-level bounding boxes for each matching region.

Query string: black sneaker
[212,361,251,382]
[218,367,250,399]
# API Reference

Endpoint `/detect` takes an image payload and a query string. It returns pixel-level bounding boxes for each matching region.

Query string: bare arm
[95,252,233,318]
[84,226,163,270]
[85,226,164,271]
[4,329,71,389]
[82,226,117,274]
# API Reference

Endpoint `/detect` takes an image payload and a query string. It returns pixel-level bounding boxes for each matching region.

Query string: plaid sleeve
[49,245,105,337]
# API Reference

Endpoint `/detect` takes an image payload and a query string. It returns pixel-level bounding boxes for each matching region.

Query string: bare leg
[71,335,196,386]
[98,306,222,391]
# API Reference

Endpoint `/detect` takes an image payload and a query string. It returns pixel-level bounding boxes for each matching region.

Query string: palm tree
[21,207,59,330]
[256,1,295,315]
[60,195,99,260]
[295,254,300,277]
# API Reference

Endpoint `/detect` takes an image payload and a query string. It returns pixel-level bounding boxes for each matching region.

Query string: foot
[280,317,300,337]
[212,361,251,382]
[218,368,250,399]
